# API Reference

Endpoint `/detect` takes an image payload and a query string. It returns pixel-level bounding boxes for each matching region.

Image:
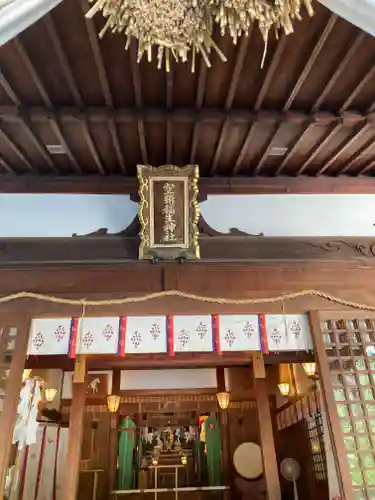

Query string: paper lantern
[278,383,290,397]
[303,362,317,378]
[44,388,57,402]
[216,391,230,409]
[107,394,121,413]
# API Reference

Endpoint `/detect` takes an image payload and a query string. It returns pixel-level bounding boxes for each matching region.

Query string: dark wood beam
[297,123,343,175]
[340,136,375,175]
[19,116,58,173]
[129,44,148,164]
[0,155,14,174]
[1,174,375,195]
[49,117,82,173]
[357,158,375,176]
[283,14,337,112]
[166,69,173,164]
[311,31,365,112]
[0,69,21,106]
[0,105,367,125]
[254,36,287,111]
[317,122,370,176]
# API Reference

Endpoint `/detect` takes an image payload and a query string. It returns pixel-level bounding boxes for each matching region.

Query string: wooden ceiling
[1,0,375,183]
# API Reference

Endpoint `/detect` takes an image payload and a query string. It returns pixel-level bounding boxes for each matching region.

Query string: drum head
[233,442,263,480]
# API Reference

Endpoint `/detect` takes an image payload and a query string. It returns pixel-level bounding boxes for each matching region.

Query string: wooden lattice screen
[311,311,375,500]
[0,325,18,418]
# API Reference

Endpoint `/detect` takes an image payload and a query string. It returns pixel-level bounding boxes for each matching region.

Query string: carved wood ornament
[137,165,200,261]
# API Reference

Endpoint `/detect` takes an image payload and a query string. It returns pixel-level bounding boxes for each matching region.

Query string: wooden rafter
[44,14,83,107]
[254,36,287,111]
[340,65,375,113]
[190,62,207,164]
[0,154,14,174]
[275,121,314,176]
[253,120,282,176]
[297,123,343,175]
[311,32,365,112]
[225,33,251,110]
[0,126,34,172]
[316,122,370,176]
[81,0,126,173]
[232,120,258,175]
[340,136,375,175]
[48,117,82,174]
[81,120,106,174]
[283,14,337,111]
[166,69,173,164]
[129,44,148,164]
[0,69,21,106]
[18,116,58,173]
[357,158,375,176]
[210,118,230,175]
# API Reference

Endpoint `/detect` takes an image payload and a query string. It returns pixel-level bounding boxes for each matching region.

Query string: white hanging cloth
[12,379,42,450]
[318,0,375,37]
[0,0,63,47]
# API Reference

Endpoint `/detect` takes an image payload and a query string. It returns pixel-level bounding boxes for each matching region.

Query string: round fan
[280,458,300,500]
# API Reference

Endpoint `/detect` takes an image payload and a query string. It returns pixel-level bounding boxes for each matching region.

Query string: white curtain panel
[318,0,375,37]
[0,0,63,47]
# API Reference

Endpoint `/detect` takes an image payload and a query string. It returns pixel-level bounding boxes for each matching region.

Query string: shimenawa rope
[1,289,375,311]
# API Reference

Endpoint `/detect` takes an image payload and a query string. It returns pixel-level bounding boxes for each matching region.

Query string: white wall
[120,368,217,390]
[1,193,375,237]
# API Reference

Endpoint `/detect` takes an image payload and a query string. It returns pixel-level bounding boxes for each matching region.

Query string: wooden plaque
[137,165,200,260]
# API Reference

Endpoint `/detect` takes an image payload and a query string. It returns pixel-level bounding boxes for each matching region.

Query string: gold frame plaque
[137,164,200,260]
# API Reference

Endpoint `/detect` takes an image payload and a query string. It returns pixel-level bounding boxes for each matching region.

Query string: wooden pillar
[108,369,121,496]
[63,380,86,500]
[216,367,231,486]
[253,353,281,500]
[0,318,31,500]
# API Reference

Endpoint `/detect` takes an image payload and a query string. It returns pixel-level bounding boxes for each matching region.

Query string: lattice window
[321,316,375,499]
[308,412,327,481]
[0,325,18,417]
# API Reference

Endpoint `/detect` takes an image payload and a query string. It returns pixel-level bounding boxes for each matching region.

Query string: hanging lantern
[151,457,159,466]
[216,391,230,409]
[22,369,32,382]
[278,383,290,397]
[303,362,317,378]
[44,388,57,402]
[107,394,121,413]
[181,454,187,465]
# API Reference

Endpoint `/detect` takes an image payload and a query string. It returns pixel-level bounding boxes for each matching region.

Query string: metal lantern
[302,362,317,378]
[44,388,57,402]
[151,457,159,466]
[216,391,230,409]
[278,383,290,397]
[107,394,121,413]
[181,454,188,465]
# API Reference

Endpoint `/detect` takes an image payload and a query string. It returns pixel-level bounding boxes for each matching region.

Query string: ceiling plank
[275,122,314,176]
[253,120,282,176]
[2,174,375,194]
[210,118,230,175]
[357,159,375,176]
[225,33,251,110]
[297,123,343,175]
[81,119,106,175]
[311,32,365,112]
[0,126,35,171]
[44,13,83,107]
[108,117,126,173]
[232,120,258,175]
[254,36,287,111]
[316,123,370,176]
[283,14,337,111]
[340,66,375,113]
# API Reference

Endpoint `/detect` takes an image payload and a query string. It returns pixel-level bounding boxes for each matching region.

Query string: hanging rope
[0,289,375,311]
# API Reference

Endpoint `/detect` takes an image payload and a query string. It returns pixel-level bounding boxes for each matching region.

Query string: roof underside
[1,0,375,179]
